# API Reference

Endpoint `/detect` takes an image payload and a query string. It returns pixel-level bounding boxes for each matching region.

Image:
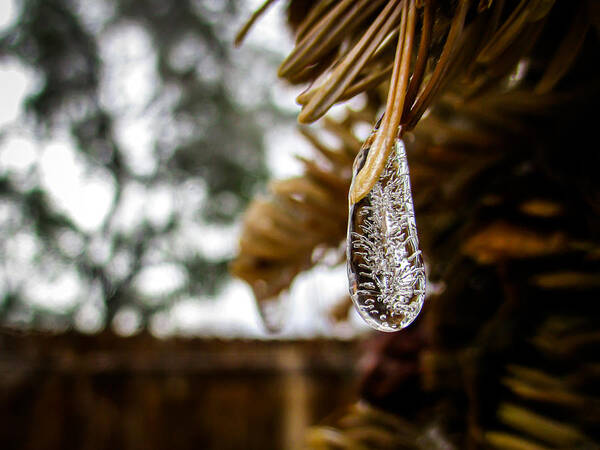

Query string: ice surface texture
[347,136,426,332]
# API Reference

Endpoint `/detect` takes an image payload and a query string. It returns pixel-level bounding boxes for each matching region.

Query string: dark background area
[0,330,358,450]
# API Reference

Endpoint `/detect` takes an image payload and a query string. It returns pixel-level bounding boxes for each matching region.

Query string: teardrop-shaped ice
[347,136,426,332]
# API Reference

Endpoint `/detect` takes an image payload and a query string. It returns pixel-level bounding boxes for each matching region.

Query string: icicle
[347,134,426,332]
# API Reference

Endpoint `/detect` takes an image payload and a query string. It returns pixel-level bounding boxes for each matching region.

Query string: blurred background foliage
[0,0,292,333]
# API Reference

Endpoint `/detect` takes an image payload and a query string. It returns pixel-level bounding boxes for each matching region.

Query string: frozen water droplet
[347,135,426,332]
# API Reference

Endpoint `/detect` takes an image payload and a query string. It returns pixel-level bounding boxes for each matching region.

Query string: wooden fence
[0,331,359,450]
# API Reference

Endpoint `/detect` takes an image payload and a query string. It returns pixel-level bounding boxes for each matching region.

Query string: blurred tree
[0,0,283,331]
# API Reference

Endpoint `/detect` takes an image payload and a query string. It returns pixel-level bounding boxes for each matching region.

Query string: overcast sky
[0,0,368,338]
